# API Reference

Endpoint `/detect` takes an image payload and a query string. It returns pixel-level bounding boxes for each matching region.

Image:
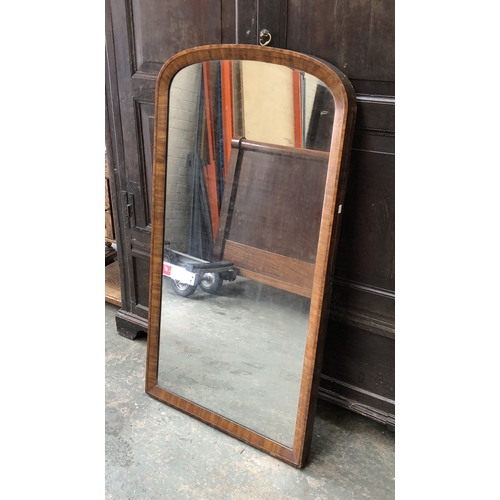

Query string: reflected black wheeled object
[163,243,236,297]
[170,279,199,297]
[199,272,222,294]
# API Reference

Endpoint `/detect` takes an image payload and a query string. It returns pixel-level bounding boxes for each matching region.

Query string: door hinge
[122,191,136,229]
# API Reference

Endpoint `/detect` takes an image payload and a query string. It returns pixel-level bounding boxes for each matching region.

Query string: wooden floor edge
[105,260,122,307]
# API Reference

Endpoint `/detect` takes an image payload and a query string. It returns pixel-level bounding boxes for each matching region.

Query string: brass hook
[259,29,272,46]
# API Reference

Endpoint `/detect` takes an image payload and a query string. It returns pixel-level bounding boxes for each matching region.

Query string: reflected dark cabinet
[105,0,394,427]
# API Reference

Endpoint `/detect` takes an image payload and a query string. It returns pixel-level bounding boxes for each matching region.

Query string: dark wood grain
[146,44,356,468]
[321,321,395,420]
[219,140,328,262]
[286,0,395,88]
[222,0,287,46]
[213,138,329,297]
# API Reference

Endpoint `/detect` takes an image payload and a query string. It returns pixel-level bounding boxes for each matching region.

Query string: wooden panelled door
[105,0,223,336]
[105,0,394,427]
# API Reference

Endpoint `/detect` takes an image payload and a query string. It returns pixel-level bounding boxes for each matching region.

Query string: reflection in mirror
[157,60,334,447]
[237,60,333,149]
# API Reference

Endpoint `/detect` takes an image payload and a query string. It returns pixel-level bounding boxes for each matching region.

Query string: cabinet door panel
[130,0,223,74]
[335,148,395,290]
[286,0,394,89]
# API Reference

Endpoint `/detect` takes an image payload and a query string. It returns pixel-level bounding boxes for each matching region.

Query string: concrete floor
[105,302,395,499]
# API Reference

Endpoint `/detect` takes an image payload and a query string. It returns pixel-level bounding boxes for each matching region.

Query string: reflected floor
[158,276,310,447]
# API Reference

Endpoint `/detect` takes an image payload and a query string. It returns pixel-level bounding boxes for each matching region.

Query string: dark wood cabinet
[105,0,394,427]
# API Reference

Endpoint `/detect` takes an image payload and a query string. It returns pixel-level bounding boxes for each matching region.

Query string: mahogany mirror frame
[145,44,356,468]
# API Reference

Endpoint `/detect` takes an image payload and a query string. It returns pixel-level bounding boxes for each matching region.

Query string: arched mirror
[146,45,356,468]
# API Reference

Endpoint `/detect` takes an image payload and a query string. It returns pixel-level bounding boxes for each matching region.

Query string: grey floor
[105,302,395,499]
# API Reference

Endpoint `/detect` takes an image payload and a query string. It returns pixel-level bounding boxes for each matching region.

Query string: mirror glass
[156,60,335,447]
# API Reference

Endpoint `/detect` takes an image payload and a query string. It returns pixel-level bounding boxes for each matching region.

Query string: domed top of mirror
[146,44,356,468]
